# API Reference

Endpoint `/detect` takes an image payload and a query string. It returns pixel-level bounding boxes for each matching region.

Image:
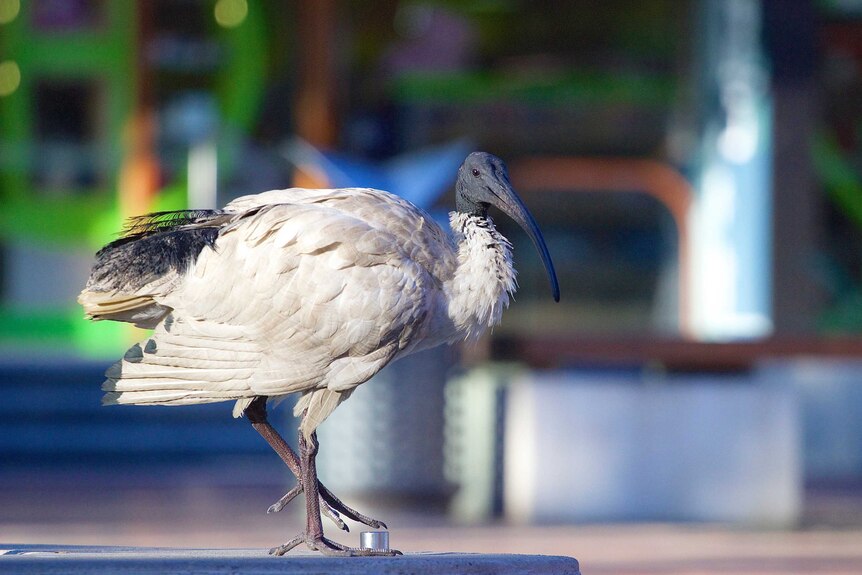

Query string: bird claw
[269,533,402,557]
[321,501,348,532]
[267,484,302,514]
[269,534,305,556]
[267,490,348,531]
[268,491,348,531]
[268,482,386,532]
[318,483,388,530]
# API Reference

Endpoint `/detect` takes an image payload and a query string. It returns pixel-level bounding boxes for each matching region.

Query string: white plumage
[81,187,519,434]
[79,152,558,555]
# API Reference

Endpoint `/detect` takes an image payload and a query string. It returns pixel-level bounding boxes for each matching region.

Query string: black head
[456,152,560,302]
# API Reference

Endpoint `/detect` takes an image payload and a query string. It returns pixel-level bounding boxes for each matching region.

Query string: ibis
[79,151,560,555]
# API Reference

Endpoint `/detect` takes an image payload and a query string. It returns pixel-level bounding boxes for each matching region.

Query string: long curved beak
[489,179,560,302]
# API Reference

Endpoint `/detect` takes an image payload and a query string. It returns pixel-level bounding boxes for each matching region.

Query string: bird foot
[268,489,349,532]
[267,485,302,514]
[269,533,402,557]
[268,483,387,532]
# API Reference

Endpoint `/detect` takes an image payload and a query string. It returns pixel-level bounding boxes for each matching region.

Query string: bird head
[456,152,560,302]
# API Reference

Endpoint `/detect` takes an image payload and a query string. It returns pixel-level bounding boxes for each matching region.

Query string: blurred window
[31,78,104,193]
[32,0,104,32]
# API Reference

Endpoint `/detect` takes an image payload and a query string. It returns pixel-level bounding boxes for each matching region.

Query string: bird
[78,151,560,556]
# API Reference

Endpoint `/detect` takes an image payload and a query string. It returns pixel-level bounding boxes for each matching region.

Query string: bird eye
[471,168,480,177]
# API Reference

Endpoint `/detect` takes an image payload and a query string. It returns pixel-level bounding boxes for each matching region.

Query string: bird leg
[244,397,386,532]
[270,430,402,557]
[245,397,344,529]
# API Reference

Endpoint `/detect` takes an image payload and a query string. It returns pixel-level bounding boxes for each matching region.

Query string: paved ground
[2,464,861,574]
[0,546,581,574]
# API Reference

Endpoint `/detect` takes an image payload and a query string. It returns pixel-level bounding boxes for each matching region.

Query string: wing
[96,188,454,430]
[180,193,442,392]
[226,188,456,284]
[78,209,231,328]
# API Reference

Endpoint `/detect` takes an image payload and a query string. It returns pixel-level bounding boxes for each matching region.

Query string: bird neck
[446,211,517,340]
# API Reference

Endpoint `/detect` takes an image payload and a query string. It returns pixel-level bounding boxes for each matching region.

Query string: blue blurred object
[0,361,279,467]
[283,137,473,212]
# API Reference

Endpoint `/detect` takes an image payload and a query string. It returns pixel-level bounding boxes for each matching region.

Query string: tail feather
[102,390,223,406]
[106,359,253,383]
[101,313,326,409]
[103,316,261,407]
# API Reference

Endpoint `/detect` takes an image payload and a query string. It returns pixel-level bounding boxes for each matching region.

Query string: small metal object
[360,531,390,552]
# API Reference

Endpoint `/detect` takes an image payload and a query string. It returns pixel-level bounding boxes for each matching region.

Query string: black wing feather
[87,209,228,293]
[103,209,227,252]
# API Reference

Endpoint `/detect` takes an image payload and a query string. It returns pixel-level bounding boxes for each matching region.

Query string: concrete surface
[503,370,801,524]
[0,545,580,574]
[3,462,862,574]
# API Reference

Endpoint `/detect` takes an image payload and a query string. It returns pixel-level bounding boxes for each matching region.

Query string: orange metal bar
[510,157,694,337]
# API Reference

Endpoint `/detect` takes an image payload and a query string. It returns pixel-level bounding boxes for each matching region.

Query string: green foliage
[813,134,862,230]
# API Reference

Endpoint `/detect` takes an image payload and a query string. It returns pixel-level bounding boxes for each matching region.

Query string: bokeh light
[0,0,20,25]
[0,60,21,97]
[214,0,247,28]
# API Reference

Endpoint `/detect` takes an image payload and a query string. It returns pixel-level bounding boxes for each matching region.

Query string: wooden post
[118,1,159,219]
[295,0,338,149]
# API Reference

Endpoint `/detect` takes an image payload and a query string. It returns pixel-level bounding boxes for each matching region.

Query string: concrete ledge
[503,370,800,524]
[0,544,580,574]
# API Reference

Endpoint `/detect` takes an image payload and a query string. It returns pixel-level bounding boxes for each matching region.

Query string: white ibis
[79,151,559,555]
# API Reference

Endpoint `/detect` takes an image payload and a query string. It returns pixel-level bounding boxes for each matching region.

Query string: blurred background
[2,0,862,572]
